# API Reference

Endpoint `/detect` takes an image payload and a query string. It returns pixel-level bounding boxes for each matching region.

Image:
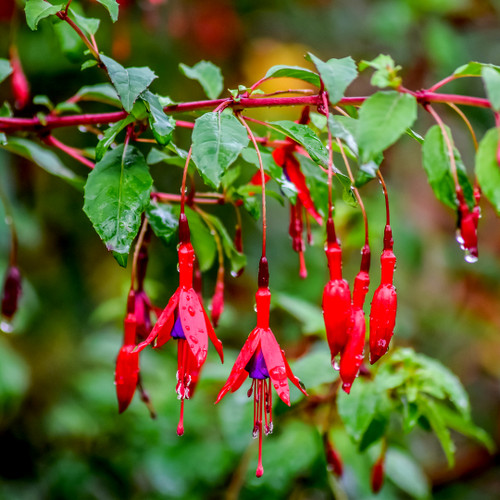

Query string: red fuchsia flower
[1,264,22,322]
[136,214,223,435]
[216,258,308,477]
[322,217,351,364]
[456,187,480,263]
[370,448,386,494]
[340,245,370,394]
[210,266,225,327]
[369,225,397,364]
[9,46,30,110]
[115,294,140,413]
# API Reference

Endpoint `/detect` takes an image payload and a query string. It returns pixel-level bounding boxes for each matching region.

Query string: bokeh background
[1,0,500,498]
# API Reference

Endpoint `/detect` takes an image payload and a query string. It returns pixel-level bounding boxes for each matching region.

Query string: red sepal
[370,455,385,494]
[369,284,397,364]
[261,329,290,406]
[115,345,139,413]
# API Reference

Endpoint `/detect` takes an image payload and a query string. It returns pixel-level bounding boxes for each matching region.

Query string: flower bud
[339,307,365,394]
[10,47,30,110]
[1,265,22,320]
[370,454,385,494]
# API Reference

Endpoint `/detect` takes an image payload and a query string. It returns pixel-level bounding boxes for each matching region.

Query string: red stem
[42,135,95,169]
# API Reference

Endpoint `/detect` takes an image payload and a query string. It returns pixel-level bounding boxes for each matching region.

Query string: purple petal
[171,315,186,339]
[245,348,269,380]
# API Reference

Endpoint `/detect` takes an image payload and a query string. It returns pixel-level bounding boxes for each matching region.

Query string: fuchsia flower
[216,258,307,477]
[322,218,351,362]
[137,214,223,435]
[369,225,397,364]
[9,46,30,110]
[1,264,22,321]
[115,309,140,413]
[210,267,225,327]
[456,189,480,263]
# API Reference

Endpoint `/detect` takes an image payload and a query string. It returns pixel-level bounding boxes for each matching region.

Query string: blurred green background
[2,0,500,498]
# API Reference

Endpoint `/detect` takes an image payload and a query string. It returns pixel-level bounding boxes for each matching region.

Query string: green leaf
[83,145,153,267]
[289,344,336,392]
[1,137,83,188]
[0,59,13,84]
[417,397,455,467]
[81,59,98,71]
[263,65,320,86]
[306,53,357,104]
[438,404,495,453]
[0,133,6,145]
[453,61,500,77]
[95,115,135,161]
[385,448,431,499]
[53,20,83,60]
[422,125,474,209]
[146,200,178,246]
[100,55,157,113]
[191,112,249,189]
[476,128,500,214]
[241,148,298,203]
[146,146,187,168]
[337,379,379,443]
[141,90,175,146]
[357,91,417,162]
[33,95,53,110]
[72,83,120,106]
[482,67,500,112]
[273,292,325,336]
[94,0,119,22]
[25,0,64,30]
[54,101,82,114]
[205,214,246,275]
[70,9,100,37]
[179,61,224,100]
[270,121,329,167]
[359,54,402,88]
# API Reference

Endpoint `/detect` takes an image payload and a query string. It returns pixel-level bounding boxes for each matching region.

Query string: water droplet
[333,360,340,371]
[273,383,278,389]
[176,370,180,382]
[78,125,87,133]
[176,263,180,272]
[252,425,259,439]
[185,325,190,331]
[455,230,464,246]
[97,134,104,140]
[186,295,190,301]
[188,306,195,316]
[230,271,238,278]
[269,366,287,380]
[376,339,387,349]
[464,251,478,263]
[253,303,258,312]
[0,320,13,333]
[189,335,198,344]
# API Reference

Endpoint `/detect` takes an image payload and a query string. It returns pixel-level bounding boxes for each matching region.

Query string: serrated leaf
[25,0,64,30]
[422,125,474,209]
[95,115,135,161]
[0,59,13,84]
[1,137,83,188]
[146,200,178,245]
[337,379,379,443]
[83,145,153,267]
[359,54,402,89]
[482,67,500,112]
[264,65,320,86]
[357,91,417,162]
[417,397,455,467]
[191,112,249,189]
[141,90,175,146]
[307,53,357,104]
[73,83,120,106]
[94,0,119,22]
[205,214,246,275]
[100,55,157,113]
[476,128,500,214]
[453,61,500,77]
[179,61,223,100]
[70,9,100,37]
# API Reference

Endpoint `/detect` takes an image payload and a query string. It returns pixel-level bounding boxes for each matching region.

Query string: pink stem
[43,135,95,169]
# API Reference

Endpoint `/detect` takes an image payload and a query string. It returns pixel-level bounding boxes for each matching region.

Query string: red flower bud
[369,241,397,364]
[457,201,479,263]
[10,47,30,110]
[210,268,225,327]
[1,265,22,320]
[370,454,385,494]
[115,314,140,413]
[323,435,343,477]
[339,306,366,394]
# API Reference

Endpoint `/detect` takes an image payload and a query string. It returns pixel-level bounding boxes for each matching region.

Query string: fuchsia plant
[2,0,500,492]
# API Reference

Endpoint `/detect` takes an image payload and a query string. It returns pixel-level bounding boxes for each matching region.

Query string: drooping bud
[370,453,386,494]
[339,307,365,394]
[1,265,22,320]
[289,201,307,278]
[323,434,343,477]
[210,267,225,327]
[9,46,30,110]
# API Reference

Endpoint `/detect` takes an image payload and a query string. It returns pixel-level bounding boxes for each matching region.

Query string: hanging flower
[216,258,307,477]
[322,218,351,363]
[369,225,397,364]
[136,214,224,434]
[9,46,30,110]
[1,264,22,321]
